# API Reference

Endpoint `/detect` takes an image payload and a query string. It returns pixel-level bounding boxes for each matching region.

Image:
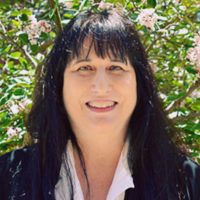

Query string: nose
[91,68,112,94]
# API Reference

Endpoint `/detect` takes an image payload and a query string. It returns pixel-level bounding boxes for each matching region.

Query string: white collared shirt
[54,140,134,200]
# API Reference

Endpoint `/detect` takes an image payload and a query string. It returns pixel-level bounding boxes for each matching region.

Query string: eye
[109,65,124,71]
[77,65,93,71]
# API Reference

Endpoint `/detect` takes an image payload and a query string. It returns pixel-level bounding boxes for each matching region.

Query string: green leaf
[83,0,88,7]
[11,10,20,16]
[64,13,74,19]
[177,91,186,99]
[147,0,156,8]
[12,19,20,28]
[184,81,189,86]
[19,33,29,44]
[194,124,200,130]
[0,93,12,106]
[19,14,28,21]
[20,9,32,16]
[0,46,10,53]
[0,2,8,7]
[167,91,186,101]
[7,61,14,68]
[30,44,38,54]
[131,13,138,20]
[134,0,142,2]
[185,66,197,74]
[185,97,194,103]
[40,32,49,39]
[49,7,57,19]
[191,104,200,111]
[19,57,28,67]
[13,88,26,96]
[10,52,21,58]
[7,29,16,37]
[125,1,134,9]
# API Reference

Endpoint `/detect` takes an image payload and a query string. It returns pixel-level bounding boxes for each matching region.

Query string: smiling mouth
[86,101,118,112]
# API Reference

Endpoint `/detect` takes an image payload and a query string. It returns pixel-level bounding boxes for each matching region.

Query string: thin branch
[145,17,180,53]
[132,1,139,12]
[172,112,200,123]
[32,57,48,103]
[173,2,199,35]
[23,0,34,6]
[38,37,55,53]
[0,32,37,68]
[0,21,6,33]
[93,0,101,3]
[74,0,88,16]
[37,10,50,19]
[166,78,200,114]
[163,37,182,48]
[142,32,149,47]
[145,33,163,53]
[48,0,63,34]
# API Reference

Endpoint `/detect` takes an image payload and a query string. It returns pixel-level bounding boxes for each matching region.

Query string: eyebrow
[110,58,127,64]
[73,58,91,65]
[73,58,127,65]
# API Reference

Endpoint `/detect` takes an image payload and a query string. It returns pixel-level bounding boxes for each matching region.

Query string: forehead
[72,38,128,63]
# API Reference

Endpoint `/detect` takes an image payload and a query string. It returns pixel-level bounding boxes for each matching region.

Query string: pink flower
[28,15,37,23]
[23,17,51,44]
[19,98,32,108]
[174,0,179,6]
[23,26,28,32]
[137,9,158,31]
[10,104,19,114]
[16,127,21,134]
[6,127,22,139]
[39,25,45,33]
[186,46,200,68]
[194,35,200,46]
[98,2,113,10]
[64,2,74,8]
[45,24,51,32]
[38,20,51,33]
[191,90,200,98]
[6,127,21,139]
[30,38,37,45]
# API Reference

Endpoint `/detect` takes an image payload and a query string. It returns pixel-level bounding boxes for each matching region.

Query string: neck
[72,132,127,200]
[72,128,127,170]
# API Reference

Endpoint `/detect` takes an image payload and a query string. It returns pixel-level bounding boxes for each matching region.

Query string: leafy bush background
[0,0,200,164]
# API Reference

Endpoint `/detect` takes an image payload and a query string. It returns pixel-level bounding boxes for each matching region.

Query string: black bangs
[66,9,132,64]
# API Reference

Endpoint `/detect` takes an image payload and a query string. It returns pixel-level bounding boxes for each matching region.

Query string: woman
[0,8,200,200]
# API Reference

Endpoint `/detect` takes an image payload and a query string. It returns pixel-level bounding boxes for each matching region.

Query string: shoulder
[181,156,200,200]
[0,145,40,199]
[0,144,37,173]
[182,156,200,174]
[0,144,38,179]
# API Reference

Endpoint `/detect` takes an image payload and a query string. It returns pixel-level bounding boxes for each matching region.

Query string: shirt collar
[106,140,135,200]
[55,140,134,200]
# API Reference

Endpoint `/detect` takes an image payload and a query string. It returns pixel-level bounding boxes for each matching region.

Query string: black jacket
[0,145,200,200]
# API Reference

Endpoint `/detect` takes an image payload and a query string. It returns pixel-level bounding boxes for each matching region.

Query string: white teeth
[87,102,116,108]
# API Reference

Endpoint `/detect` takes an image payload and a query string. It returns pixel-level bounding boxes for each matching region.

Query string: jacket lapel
[124,188,138,200]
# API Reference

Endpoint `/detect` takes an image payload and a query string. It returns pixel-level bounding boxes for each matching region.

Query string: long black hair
[27,9,187,200]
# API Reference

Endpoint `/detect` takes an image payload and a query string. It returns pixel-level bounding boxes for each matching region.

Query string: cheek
[117,71,137,90]
[62,76,88,110]
[122,74,137,107]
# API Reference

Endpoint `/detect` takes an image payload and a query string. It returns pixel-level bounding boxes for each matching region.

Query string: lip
[85,100,118,113]
[87,99,117,103]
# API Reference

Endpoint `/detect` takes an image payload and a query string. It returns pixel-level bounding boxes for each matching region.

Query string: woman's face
[63,41,137,138]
